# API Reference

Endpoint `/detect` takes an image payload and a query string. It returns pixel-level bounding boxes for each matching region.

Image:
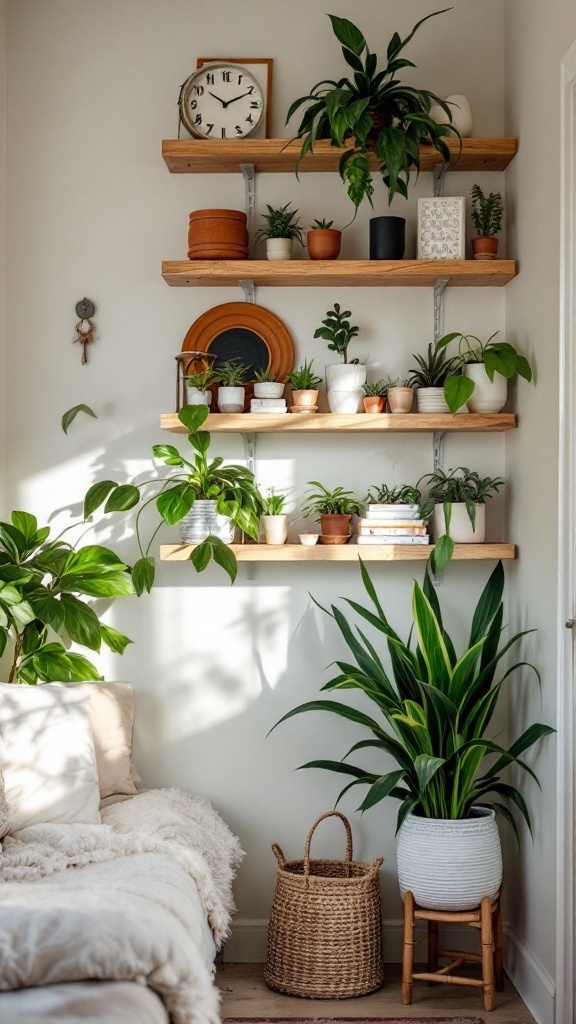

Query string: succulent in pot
[286,10,456,211]
[307,218,342,260]
[366,483,422,507]
[418,466,505,572]
[213,358,249,413]
[286,359,323,412]
[253,367,286,399]
[470,184,503,260]
[271,559,553,909]
[302,481,362,544]
[185,367,215,408]
[362,377,393,413]
[253,202,305,260]
[315,302,365,408]
[408,335,464,413]
[260,487,289,545]
[442,331,533,415]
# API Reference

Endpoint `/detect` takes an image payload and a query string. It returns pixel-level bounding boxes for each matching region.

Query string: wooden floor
[217,963,537,1023]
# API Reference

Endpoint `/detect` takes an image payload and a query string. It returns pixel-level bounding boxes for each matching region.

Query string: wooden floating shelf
[160,543,517,563]
[162,137,518,175]
[162,259,517,288]
[161,412,516,434]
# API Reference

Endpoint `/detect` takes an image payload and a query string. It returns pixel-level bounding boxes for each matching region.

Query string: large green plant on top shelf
[83,405,262,589]
[286,9,455,210]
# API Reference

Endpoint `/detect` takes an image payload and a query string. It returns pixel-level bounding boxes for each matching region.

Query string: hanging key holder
[74,298,96,364]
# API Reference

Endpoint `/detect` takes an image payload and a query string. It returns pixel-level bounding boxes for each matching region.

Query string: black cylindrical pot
[369,216,406,260]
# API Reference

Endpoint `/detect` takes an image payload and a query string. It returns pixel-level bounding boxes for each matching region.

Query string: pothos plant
[0,510,134,684]
[83,405,262,591]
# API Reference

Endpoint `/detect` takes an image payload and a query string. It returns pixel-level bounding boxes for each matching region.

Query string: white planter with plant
[416,387,451,414]
[287,359,323,412]
[432,502,485,544]
[418,466,504,571]
[442,332,533,415]
[314,302,366,409]
[185,367,214,408]
[213,359,248,413]
[253,368,285,399]
[254,203,305,261]
[186,386,211,408]
[179,499,236,544]
[260,488,289,545]
[272,560,553,912]
[408,335,467,414]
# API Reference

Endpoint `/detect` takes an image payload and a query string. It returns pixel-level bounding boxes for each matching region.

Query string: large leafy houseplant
[272,560,553,842]
[418,466,504,573]
[287,10,455,210]
[442,332,533,414]
[0,511,134,684]
[83,405,262,590]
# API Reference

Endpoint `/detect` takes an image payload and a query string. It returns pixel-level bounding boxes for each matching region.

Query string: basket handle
[303,811,353,878]
[271,843,286,866]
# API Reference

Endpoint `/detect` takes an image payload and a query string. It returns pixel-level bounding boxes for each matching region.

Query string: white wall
[503,4,576,1022]
[6,0,514,964]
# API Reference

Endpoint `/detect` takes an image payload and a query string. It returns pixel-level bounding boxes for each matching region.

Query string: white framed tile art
[417,196,465,260]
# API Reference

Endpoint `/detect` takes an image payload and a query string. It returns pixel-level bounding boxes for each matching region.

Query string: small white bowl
[299,533,319,546]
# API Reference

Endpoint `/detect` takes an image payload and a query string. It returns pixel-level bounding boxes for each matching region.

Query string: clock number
[250,101,259,109]
[247,85,254,95]
[235,125,243,135]
[246,114,254,125]
[195,114,202,125]
[190,100,197,110]
[222,71,231,82]
[206,73,214,84]
[206,123,214,135]
[221,127,226,139]
[192,85,204,95]
[237,74,243,84]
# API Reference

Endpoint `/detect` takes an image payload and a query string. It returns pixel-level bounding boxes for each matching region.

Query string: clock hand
[208,91,227,106]
[221,90,256,109]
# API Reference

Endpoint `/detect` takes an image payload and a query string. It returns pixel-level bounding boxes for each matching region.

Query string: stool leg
[481,895,495,1011]
[494,896,504,991]
[402,891,415,1005]
[428,918,439,975]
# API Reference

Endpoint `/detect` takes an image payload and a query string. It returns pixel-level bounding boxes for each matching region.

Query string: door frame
[556,38,576,1024]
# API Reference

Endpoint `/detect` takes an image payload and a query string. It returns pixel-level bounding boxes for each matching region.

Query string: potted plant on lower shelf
[408,335,463,413]
[253,202,305,260]
[260,488,289,545]
[418,466,505,572]
[470,184,503,260]
[213,359,249,413]
[185,367,214,408]
[271,560,554,911]
[442,331,533,414]
[286,359,323,412]
[307,218,342,260]
[84,404,262,587]
[302,481,362,544]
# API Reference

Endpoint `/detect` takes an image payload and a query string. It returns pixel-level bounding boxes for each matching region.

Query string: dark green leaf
[178,404,208,433]
[100,622,133,654]
[191,539,212,573]
[211,537,238,583]
[157,485,195,526]
[62,404,97,434]
[132,556,155,595]
[11,511,38,543]
[104,485,141,513]
[60,593,102,651]
[84,480,118,519]
[328,14,366,55]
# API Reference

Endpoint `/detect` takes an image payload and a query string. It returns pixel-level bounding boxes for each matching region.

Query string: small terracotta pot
[291,389,318,408]
[320,513,352,538]
[363,396,385,414]
[472,236,499,261]
[307,229,342,260]
[387,386,414,414]
[188,209,248,260]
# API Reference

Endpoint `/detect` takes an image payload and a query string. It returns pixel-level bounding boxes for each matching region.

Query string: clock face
[180,63,264,140]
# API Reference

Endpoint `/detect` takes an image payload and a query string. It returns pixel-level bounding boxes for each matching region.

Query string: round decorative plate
[181,302,294,385]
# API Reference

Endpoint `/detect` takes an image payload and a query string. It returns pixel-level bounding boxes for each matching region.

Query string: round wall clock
[179,62,264,140]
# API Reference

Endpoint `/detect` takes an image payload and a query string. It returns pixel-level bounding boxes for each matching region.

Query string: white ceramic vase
[217,386,245,413]
[396,808,502,912]
[328,388,363,414]
[325,363,367,390]
[266,238,293,261]
[429,96,473,137]
[465,364,508,413]
[254,382,285,399]
[262,514,288,545]
[417,387,468,414]
[186,386,211,407]
[432,502,485,544]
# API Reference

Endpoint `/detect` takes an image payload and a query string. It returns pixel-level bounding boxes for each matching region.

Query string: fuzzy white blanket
[0,789,243,1024]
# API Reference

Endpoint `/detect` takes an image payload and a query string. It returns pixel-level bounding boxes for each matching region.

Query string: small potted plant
[306,218,342,260]
[442,331,533,414]
[185,367,214,408]
[362,379,389,414]
[418,466,505,572]
[253,367,286,400]
[260,487,289,545]
[253,203,305,261]
[213,359,248,413]
[286,359,323,412]
[314,302,364,412]
[470,184,504,260]
[365,483,422,511]
[302,481,362,544]
[408,335,464,413]
[386,379,413,414]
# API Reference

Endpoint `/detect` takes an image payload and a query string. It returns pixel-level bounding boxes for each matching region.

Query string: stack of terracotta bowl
[188,209,248,260]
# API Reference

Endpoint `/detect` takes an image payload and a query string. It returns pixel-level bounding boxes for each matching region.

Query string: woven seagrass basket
[264,811,384,999]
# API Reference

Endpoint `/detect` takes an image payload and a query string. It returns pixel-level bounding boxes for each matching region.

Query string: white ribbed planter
[417,387,468,414]
[397,808,503,911]
[266,238,293,261]
[326,363,367,390]
[432,502,485,543]
[465,364,508,413]
[179,500,235,544]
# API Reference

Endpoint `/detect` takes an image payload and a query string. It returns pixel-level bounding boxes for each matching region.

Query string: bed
[0,682,242,1024]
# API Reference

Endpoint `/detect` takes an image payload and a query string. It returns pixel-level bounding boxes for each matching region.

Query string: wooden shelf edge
[162,137,518,174]
[160,543,517,563]
[160,412,517,434]
[161,259,517,288]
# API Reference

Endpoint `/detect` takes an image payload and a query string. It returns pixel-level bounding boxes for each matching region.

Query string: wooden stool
[402,889,504,1012]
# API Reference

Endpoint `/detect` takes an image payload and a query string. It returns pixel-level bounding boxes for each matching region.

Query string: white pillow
[58,681,141,800]
[0,683,101,831]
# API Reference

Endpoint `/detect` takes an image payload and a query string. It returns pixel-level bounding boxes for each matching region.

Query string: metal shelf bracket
[240,162,255,226]
[239,279,256,304]
[241,432,257,580]
[433,429,446,471]
[433,160,449,197]
[433,277,449,342]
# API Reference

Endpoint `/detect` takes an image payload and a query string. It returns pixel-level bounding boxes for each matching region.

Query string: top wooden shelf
[161,412,516,434]
[162,137,517,174]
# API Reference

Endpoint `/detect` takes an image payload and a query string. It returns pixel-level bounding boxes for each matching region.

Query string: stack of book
[356,503,430,546]
[249,398,287,414]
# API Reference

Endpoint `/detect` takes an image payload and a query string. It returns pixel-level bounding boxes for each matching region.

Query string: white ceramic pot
[266,238,293,261]
[325,363,367,390]
[465,364,508,413]
[445,95,473,137]
[217,386,245,413]
[262,514,288,545]
[328,388,363,414]
[416,387,468,414]
[186,386,211,407]
[387,386,414,414]
[397,807,502,912]
[179,499,235,544]
[432,502,486,544]
[253,381,285,399]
